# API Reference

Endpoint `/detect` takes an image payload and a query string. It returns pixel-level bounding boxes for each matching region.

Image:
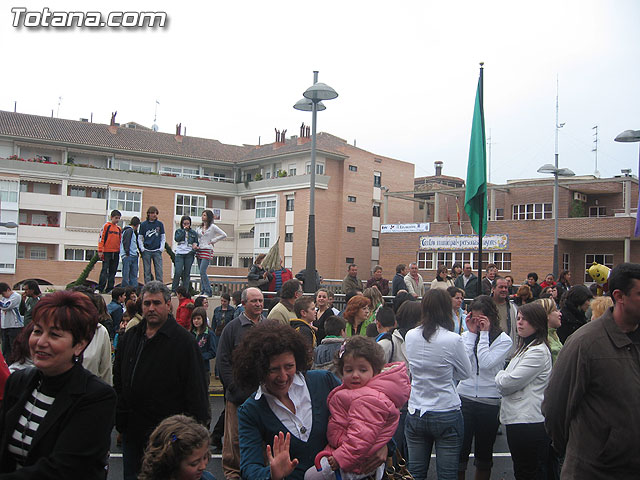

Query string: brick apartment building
[0,110,414,288]
[380,162,639,286]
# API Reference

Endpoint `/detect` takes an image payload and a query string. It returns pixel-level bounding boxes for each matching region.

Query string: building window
[259,232,270,248]
[347,226,356,233]
[585,254,613,282]
[65,248,97,261]
[512,203,552,220]
[245,173,253,182]
[0,180,19,202]
[306,163,325,175]
[17,245,25,259]
[372,238,380,246]
[69,187,86,197]
[242,199,256,210]
[430,251,506,271]
[372,205,381,217]
[239,230,254,239]
[589,206,606,217]
[289,164,297,176]
[417,252,433,270]
[30,246,47,260]
[212,256,233,267]
[492,252,512,271]
[373,172,382,188]
[109,190,142,215]
[176,194,206,217]
[32,183,51,194]
[349,165,358,172]
[256,200,277,218]
[494,208,504,220]
[346,257,354,264]
[286,198,294,211]
[348,196,356,203]
[285,232,293,242]
[240,256,253,268]
[562,253,570,271]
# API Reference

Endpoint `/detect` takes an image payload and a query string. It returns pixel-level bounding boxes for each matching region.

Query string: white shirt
[255,372,312,441]
[197,224,227,251]
[406,325,472,413]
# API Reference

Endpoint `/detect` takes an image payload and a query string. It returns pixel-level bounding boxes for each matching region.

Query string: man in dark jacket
[392,264,408,295]
[454,263,480,299]
[113,281,209,480]
[543,263,640,479]
[217,287,265,480]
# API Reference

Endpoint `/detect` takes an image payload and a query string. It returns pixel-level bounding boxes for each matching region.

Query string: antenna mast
[592,125,600,177]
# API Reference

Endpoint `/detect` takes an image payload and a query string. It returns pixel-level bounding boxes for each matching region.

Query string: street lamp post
[614,129,640,237]
[537,163,575,278]
[294,71,338,293]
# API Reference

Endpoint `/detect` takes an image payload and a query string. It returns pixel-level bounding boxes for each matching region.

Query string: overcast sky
[2,0,639,184]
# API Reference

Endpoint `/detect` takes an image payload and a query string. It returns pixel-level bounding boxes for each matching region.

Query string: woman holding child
[235,321,391,480]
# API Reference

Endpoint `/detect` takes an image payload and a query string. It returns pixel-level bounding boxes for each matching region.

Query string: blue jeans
[405,409,464,480]
[142,250,163,283]
[121,254,139,288]
[172,252,195,292]
[97,251,119,292]
[198,257,212,296]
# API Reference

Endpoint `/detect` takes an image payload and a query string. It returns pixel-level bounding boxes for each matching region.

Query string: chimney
[434,161,443,176]
[108,111,118,134]
[175,123,183,143]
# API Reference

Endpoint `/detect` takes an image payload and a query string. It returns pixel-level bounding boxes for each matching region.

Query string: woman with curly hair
[343,295,372,337]
[235,321,387,480]
[139,414,215,480]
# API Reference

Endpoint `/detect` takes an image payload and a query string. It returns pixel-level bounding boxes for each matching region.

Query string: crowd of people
[0,259,638,480]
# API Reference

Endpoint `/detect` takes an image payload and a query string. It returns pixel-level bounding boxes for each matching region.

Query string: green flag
[464,67,487,237]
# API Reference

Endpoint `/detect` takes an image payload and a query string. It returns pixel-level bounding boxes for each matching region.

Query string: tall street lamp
[294,71,338,293]
[614,129,640,237]
[537,163,575,278]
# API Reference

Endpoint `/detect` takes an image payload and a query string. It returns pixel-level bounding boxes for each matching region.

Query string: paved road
[107,393,516,479]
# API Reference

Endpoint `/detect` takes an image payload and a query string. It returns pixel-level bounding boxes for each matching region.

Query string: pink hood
[315,362,410,473]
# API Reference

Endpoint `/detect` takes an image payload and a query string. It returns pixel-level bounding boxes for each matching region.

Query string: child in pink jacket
[305,336,411,480]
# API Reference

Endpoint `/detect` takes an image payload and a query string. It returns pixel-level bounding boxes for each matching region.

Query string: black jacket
[0,364,116,479]
[392,273,408,296]
[558,304,587,344]
[217,313,263,405]
[455,274,480,299]
[113,314,210,437]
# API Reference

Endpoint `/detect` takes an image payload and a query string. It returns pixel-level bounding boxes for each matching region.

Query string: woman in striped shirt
[0,290,116,478]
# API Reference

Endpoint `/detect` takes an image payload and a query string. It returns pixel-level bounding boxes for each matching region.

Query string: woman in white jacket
[495,302,552,480]
[405,288,472,480]
[195,209,226,297]
[457,295,512,480]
